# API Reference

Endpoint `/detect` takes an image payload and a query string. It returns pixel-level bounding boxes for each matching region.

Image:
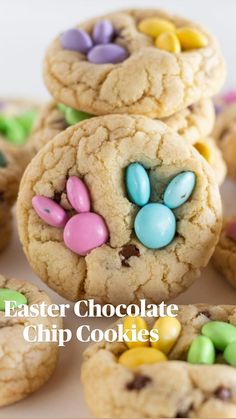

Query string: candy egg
[176,27,208,50]
[32,196,68,228]
[64,107,93,125]
[194,142,211,163]
[66,176,91,213]
[138,18,176,38]
[163,171,196,209]
[63,212,109,256]
[223,341,236,367]
[187,335,215,365]
[123,316,149,349]
[151,317,182,354]
[134,203,176,249]
[202,321,236,351]
[0,151,7,168]
[118,347,167,369]
[92,20,114,44]
[61,28,93,53]
[225,220,236,242]
[155,32,181,53]
[126,163,150,206]
[87,44,128,64]
[0,288,27,311]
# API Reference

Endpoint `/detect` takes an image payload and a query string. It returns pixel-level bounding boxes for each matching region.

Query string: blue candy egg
[163,171,196,210]
[126,163,150,206]
[134,203,176,249]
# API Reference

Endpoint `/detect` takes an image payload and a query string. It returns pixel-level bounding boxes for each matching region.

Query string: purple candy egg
[32,196,68,228]
[61,28,93,54]
[87,43,128,64]
[92,20,114,45]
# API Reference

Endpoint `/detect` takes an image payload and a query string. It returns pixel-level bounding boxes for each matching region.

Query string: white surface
[0,179,235,419]
[0,0,235,99]
[1,1,236,418]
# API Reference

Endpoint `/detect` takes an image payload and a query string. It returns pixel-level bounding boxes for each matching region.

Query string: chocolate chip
[0,152,7,168]
[175,404,192,418]
[215,386,232,401]
[119,244,140,267]
[0,192,4,203]
[188,104,195,112]
[126,375,151,391]
[198,310,211,318]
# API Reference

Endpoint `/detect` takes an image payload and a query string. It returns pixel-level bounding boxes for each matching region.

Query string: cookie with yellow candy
[29,98,215,153]
[82,305,236,418]
[43,9,225,118]
[0,275,61,407]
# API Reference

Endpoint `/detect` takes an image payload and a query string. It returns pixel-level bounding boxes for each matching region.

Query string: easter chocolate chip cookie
[43,9,225,118]
[29,98,215,154]
[81,304,236,418]
[213,102,236,182]
[17,115,221,303]
[212,217,236,288]
[0,275,61,407]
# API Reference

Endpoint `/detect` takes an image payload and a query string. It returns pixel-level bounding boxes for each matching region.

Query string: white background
[0,1,236,418]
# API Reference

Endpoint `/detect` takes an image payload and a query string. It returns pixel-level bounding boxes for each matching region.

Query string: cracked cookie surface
[213,217,236,288]
[43,9,226,118]
[28,98,215,155]
[17,115,222,303]
[0,275,61,407]
[213,103,236,182]
[81,304,236,418]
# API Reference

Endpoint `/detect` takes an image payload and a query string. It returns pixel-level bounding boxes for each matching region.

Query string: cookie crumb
[215,386,232,401]
[119,244,140,267]
[126,375,151,391]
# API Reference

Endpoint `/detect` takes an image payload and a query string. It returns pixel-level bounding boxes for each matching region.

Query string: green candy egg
[202,321,236,351]
[17,110,38,134]
[0,288,27,311]
[64,107,93,125]
[187,335,215,365]
[224,341,236,367]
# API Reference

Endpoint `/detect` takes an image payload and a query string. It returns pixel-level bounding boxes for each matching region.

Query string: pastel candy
[222,91,236,105]
[32,196,68,228]
[0,151,7,168]
[64,107,93,125]
[224,341,236,367]
[61,28,93,53]
[92,20,114,44]
[163,171,196,209]
[134,203,176,249]
[126,163,150,206]
[202,321,236,351]
[63,212,109,256]
[187,336,215,365]
[0,288,27,311]
[66,176,90,213]
[225,220,236,242]
[87,44,128,64]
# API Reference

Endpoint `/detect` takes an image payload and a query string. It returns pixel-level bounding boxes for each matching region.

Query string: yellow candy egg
[118,347,167,369]
[151,317,181,354]
[123,316,149,349]
[138,18,176,38]
[155,32,181,53]
[194,141,212,163]
[176,27,208,50]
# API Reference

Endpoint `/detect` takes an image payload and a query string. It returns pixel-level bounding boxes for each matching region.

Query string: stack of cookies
[4,8,236,417]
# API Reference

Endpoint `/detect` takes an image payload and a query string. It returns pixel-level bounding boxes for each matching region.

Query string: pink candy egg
[226,221,236,242]
[66,176,90,213]
[32,196,68,228]
[63,212,109,256]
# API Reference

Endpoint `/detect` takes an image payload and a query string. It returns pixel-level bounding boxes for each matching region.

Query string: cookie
[0,216,12,253]
[0,275,61,407]
[0,139,23,206]
[193,137,227,186]
[213,103,236,181]
[213,217,236,288]
[43,9,225,118]
[81,304,236,418]
[29,99,215,154]
[17,115,222,303]
[0,99,39,170]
